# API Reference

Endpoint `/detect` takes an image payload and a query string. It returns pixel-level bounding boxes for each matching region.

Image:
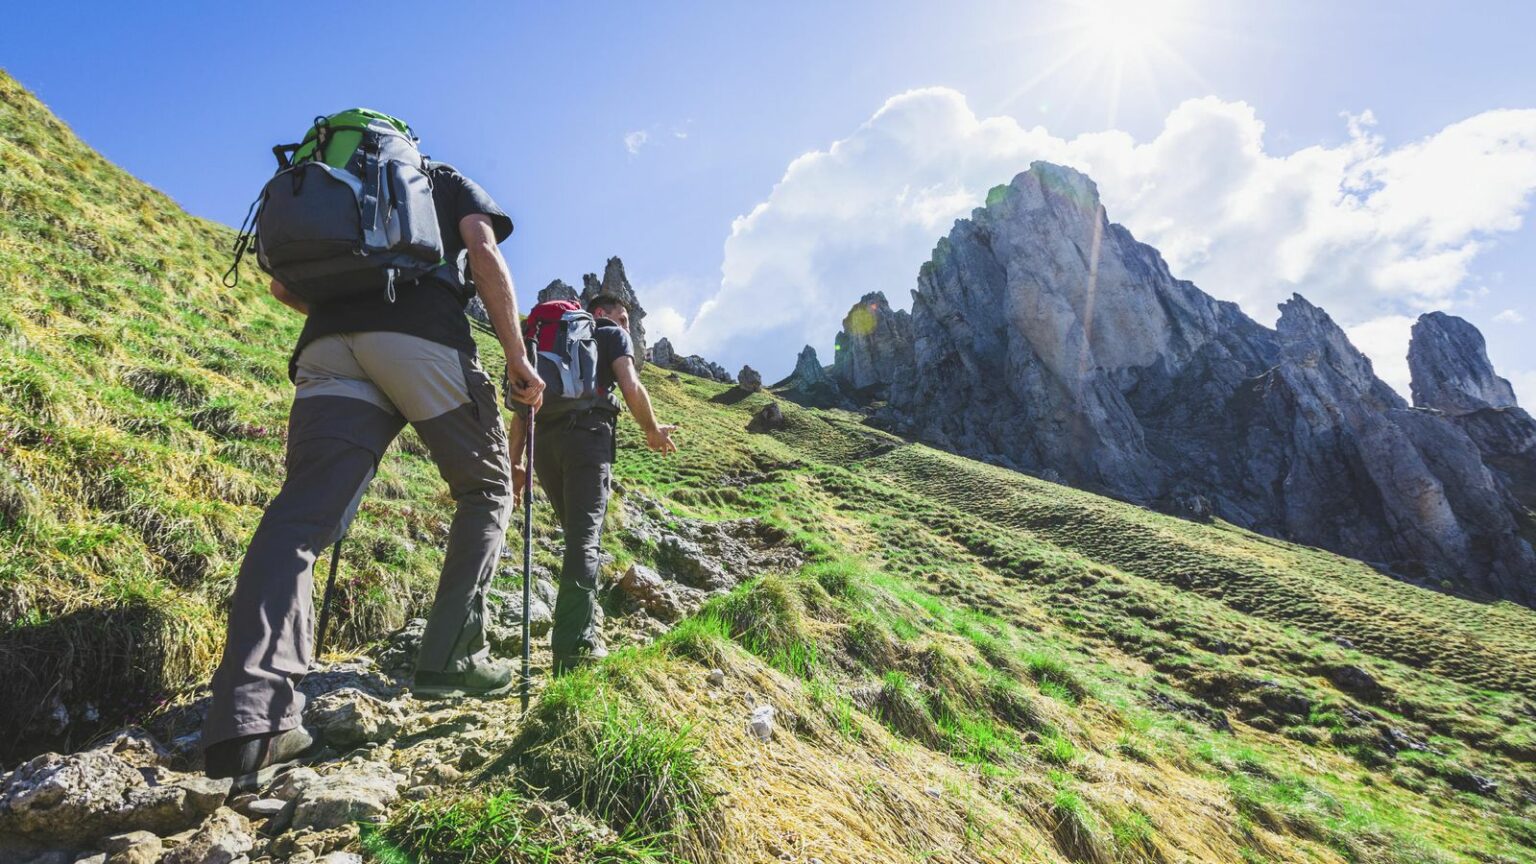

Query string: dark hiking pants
[202,332,512,748]
[531,409,615,665]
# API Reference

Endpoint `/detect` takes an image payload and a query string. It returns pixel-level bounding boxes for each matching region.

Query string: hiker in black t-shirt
[202,163,545,783]
[508,294,677,675]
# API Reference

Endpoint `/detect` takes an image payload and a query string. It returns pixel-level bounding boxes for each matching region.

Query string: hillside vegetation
[2,71,1535,863]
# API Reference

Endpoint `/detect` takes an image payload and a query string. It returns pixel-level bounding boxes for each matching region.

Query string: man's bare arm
[507,411,530,504]
[611,356,677,454]
[270,279,309,315]
[461,213,544,408]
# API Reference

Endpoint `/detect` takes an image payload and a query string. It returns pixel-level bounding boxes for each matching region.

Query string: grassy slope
[2,72,1534,863]
[0,71,463,749]
[399,373,1533,864]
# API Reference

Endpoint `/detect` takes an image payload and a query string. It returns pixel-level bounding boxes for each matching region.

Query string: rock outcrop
[778,346,846,408]
[818,161,1536,603]
[580,257,647,366]
[832,292,912,400]
[1409,312,1519,415]
[535,258,648,367]
[647,337,733,383]
[537,279,580,303]
[737,365,762,392]
[1409,311,1536,518]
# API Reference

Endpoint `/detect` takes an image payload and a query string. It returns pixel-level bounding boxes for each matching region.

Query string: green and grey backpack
[225,108,444,304]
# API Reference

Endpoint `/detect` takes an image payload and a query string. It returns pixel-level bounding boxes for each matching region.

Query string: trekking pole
[520,412,535,713]
[520,333,538,714]
[315,534,345,664]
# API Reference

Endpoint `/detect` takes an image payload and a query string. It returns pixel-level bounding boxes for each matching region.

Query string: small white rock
[242,797,287,818]
[748,705,776,741]
[707,668,725,687]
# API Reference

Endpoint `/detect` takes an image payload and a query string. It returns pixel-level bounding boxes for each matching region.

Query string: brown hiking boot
[413,657,517,698]
[204,726,315,790]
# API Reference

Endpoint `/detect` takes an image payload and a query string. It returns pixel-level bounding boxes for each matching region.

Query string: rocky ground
[0,493,804,864]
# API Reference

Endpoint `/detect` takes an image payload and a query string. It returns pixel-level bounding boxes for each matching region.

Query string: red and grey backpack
[522,301,616,418]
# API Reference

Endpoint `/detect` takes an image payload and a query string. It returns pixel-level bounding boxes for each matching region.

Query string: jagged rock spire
[1409,311,1519,415]
[538,279,579,303]
[579,257,647,367]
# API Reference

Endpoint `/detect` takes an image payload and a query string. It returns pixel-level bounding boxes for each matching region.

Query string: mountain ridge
[817,161,1536,605]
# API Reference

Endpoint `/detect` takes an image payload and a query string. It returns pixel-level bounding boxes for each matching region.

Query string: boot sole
[411,678,517,699]
[229,757,303,795]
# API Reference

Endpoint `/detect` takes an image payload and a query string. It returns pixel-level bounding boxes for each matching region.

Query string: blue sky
[5,0,1535,395]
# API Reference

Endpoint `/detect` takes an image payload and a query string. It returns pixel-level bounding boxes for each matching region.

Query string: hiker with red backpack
[203,110,544,785]
[510,293,677,676]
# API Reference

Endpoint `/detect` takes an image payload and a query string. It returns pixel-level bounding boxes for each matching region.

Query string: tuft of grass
[873,670,941,747]
[1023,651,1088,703]
[372,789,678,864]
[1039,732,1079,767]
[709,573,824,678]
[516,669,716,841]
[1050,779,1109,864]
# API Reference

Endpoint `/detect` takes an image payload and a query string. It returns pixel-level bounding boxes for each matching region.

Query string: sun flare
[1006,0,1209,126]
[1075,0,1192,58]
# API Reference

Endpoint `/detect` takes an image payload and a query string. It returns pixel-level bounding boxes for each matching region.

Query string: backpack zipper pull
[385,268,397,303]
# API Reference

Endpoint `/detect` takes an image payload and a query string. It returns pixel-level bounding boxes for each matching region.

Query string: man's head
[588,294,631,329]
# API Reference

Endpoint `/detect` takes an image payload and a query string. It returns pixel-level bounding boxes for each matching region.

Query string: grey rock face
[738,365,762,392]
[747,402,786,433]
[102,830,162,864]
[647,337,732,383]
[287,762,399,832]
[1408,311,1536,539]
[0,748,226,845]
[1409,312,1519,415]
[831,292,912,399]
[303,689,404,750]
[821,161,1535,603]
[781,346,845,408]
[649,337,676,368]
[487,580,556,653]
[579,257,647,367]
[158,808,252,864]
[617,563,686,622]
[537,279,579,304]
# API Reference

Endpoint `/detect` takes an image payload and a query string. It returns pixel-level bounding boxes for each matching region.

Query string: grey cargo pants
[532,409,615,664]
[203,332,512,748]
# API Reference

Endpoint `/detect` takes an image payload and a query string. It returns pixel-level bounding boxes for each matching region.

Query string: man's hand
[645,424,678,454]
[511,462,528,506]
[505,355,545,410]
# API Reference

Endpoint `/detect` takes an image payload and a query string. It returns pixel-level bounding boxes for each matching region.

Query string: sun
[1004,0,1211,127]
[1076,0,1190,57]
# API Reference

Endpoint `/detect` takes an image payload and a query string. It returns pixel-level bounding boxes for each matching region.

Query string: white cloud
[1511,370,1536,408]
[1494,308,1526,324]
[647,305,687,346]
[623,130,650,155]
[1346,315,1416,399]
[672,88,1536,381]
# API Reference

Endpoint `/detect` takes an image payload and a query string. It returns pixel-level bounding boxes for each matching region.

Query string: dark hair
[587,294,629,315]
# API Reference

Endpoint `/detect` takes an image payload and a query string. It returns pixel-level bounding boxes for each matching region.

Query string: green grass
[367,789,679,864]
[514,667,714,841]
[4,69,1536,863]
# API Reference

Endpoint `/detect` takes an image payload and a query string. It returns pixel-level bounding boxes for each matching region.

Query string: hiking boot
[413,657,517,698]
[204,726,315,789]
[553,643,609,678]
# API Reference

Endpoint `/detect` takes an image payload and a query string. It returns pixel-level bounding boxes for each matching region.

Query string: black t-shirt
[594,319,635,400]
[289,162,514,379]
